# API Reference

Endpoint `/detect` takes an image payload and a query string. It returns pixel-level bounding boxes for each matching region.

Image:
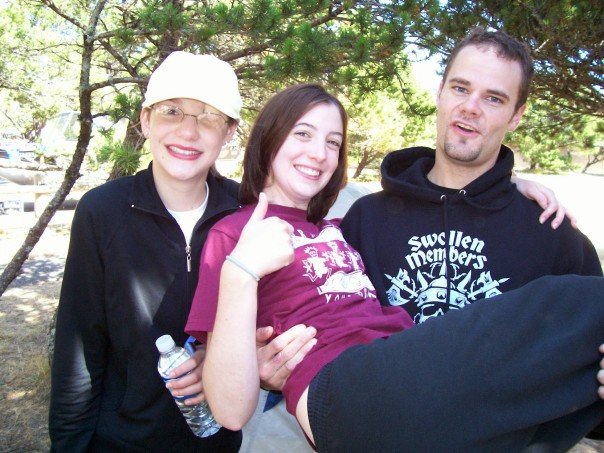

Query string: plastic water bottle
[155,334,221,437]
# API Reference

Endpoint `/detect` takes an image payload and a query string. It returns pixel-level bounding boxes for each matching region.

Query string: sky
[408,44,443,95]
[412,57,442,94]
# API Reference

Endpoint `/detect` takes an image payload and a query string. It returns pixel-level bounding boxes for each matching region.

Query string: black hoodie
[341,146,602,325]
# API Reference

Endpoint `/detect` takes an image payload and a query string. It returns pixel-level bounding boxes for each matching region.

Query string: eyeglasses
[151,104,229,130]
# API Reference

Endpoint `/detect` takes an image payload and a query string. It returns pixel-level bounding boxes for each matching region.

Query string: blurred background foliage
[0,0,601,177]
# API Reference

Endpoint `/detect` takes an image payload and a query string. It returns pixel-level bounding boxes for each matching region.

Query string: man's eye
[487,96,503,104]
[452,86,467,93]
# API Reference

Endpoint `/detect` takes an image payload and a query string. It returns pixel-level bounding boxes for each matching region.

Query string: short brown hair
[442,27,534,111]
[240,84,348,223]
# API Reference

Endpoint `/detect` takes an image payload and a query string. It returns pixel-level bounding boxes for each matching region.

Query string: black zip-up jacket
[49,165,242,452]
[341,146,602,324]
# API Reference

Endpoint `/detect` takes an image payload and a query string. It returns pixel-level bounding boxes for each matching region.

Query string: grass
[0,222,61,452]
[0,303,53,451]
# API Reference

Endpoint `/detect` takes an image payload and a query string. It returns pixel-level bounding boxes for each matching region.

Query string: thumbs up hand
[229,193,295,280]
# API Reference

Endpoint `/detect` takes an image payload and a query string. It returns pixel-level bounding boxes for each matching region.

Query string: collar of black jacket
[129,162,240,218]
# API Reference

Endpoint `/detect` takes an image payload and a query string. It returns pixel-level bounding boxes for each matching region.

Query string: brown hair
[240,84,348,223]
[442,27,534,111]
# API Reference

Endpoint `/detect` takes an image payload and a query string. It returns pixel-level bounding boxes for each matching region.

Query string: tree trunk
[0,1,106,297]
[352,149,377,179]
[582,146,603,173]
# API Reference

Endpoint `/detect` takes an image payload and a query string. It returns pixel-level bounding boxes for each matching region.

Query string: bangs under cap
[142,51,242,120]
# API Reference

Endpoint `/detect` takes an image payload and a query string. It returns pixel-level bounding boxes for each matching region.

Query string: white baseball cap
[142,51,242,120]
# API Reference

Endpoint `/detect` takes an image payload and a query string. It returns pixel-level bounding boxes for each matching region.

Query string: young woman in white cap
[49,51,245,452]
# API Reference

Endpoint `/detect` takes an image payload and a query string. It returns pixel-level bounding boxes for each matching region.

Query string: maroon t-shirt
[186,204,413,414]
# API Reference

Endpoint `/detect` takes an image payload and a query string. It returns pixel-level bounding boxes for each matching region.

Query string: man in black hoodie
[342,27,602,327]
[340,27,604,440]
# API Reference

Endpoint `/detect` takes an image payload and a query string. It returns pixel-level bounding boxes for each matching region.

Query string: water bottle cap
[155,334,176,353]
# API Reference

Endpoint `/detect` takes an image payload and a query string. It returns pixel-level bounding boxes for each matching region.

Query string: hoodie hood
[380,145,517,211]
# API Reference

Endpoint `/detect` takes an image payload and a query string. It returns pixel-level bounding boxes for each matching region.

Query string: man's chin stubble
[444,143,481,163]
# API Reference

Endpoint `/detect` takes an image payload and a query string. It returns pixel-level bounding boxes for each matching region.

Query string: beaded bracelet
[225,255,260,282]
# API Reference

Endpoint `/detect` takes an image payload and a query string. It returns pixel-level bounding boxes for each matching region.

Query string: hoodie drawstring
[440,190,467,309]
[440,194,452,307]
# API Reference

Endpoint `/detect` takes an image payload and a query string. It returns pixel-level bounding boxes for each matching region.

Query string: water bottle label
[184,336,197,356]
[173,394,195,402]
[162,374,197,400]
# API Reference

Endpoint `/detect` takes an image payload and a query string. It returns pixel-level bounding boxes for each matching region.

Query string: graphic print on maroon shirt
[185,204,412,415]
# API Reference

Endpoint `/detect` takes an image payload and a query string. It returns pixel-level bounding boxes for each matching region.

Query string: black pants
[308,275,604,452]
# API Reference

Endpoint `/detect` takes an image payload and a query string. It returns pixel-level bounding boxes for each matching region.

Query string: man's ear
[436,79,444,102]
[508,104,526,132]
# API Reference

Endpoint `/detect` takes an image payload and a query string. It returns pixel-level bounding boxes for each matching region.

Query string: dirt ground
[0,174,603,452]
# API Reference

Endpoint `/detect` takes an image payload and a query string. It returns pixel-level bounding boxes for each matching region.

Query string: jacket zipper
[185,244,192,273]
